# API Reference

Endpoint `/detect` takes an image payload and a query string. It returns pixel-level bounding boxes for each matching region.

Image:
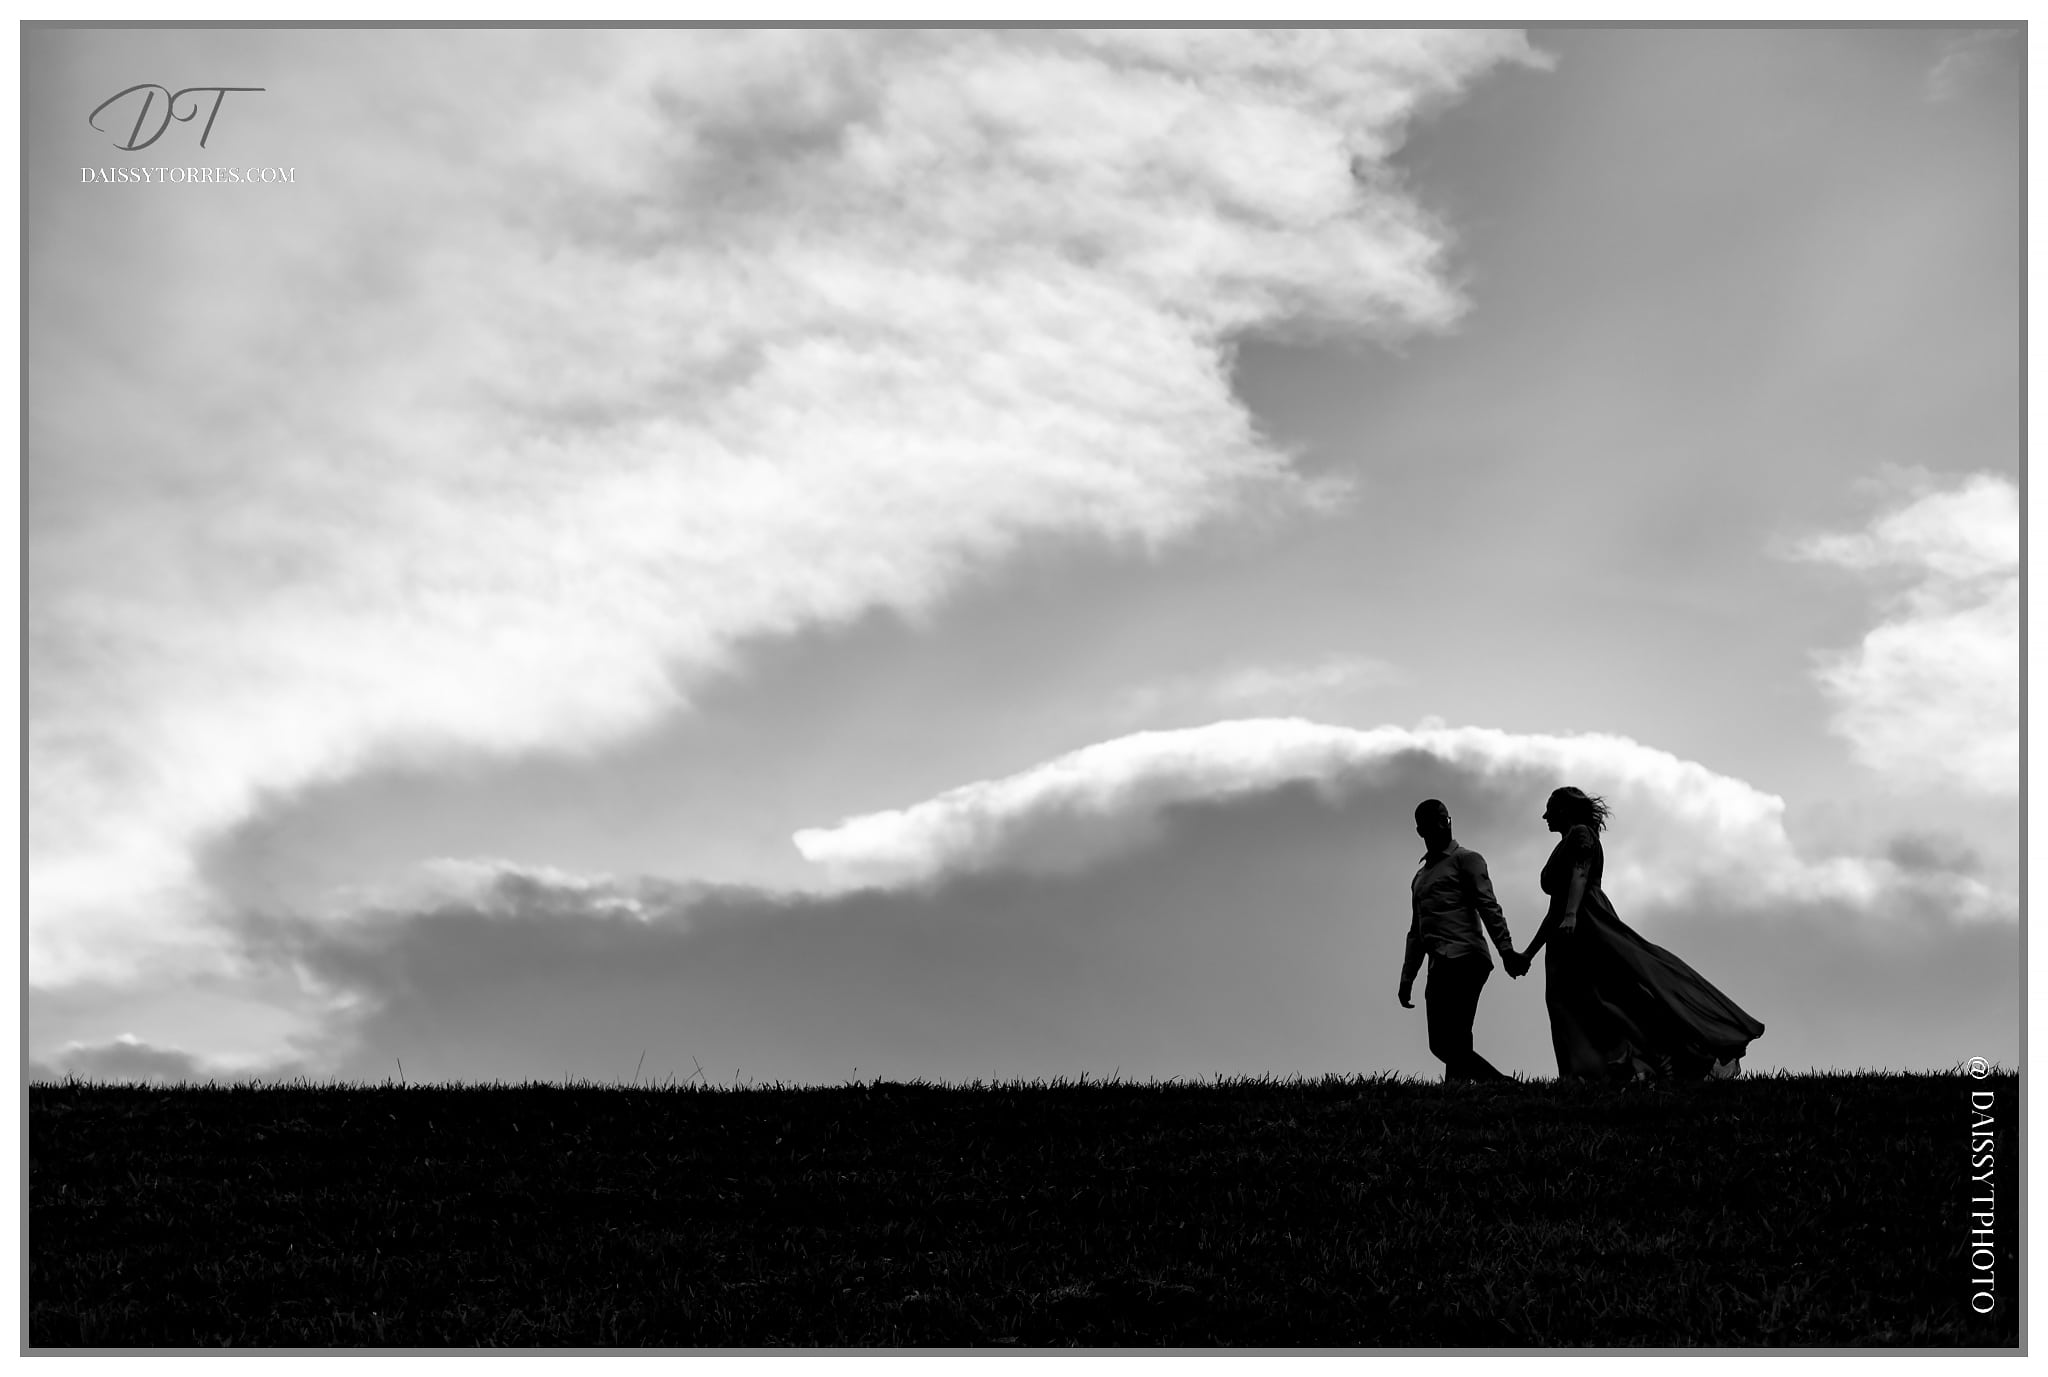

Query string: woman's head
[1544,787,1611,833]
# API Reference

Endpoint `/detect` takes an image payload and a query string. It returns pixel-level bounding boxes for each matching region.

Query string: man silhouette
[1398,799,1519,1081]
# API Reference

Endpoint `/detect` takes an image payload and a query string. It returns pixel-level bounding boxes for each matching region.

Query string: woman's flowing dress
[1541,825,1764,1080]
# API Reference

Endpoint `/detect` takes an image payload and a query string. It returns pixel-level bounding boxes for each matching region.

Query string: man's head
[1414,799,1453,853]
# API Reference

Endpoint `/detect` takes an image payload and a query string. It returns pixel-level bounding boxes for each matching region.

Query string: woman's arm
[1520,859,1589,962]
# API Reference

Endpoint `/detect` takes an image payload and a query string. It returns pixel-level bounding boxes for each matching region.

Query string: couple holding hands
[1399,790,1763,1083]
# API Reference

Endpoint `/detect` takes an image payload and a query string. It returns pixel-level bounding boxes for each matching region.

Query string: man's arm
[1399,931,1424,991]
[1460,850,1516,961]
[1398,902,1424,1005]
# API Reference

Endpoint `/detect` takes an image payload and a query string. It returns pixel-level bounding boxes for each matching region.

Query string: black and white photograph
[22,19,2025,1353]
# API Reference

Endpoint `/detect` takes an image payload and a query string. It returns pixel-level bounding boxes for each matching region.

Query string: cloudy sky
[26,26,2021,1085]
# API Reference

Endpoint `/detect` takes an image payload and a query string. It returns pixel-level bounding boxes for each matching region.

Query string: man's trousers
[1425,951,1507,1082]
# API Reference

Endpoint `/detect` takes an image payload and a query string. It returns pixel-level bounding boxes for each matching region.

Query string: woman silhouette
[1509,787,1764,1081]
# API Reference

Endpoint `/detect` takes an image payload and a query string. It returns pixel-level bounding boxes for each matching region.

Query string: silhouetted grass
[28,1070,2019,1348]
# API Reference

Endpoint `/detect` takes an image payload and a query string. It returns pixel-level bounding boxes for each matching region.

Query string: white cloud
[794,717,2010,924]
[28,30,1542,985]
[1924,28,2018,103]
[1793,473,2017,796]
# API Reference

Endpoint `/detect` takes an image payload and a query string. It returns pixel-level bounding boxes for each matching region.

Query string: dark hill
[28,1070,2019,1348]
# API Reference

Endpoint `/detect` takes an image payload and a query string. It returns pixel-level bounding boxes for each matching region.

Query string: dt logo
[88,85,264,151]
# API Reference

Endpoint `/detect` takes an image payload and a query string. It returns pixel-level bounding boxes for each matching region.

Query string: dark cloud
[255,758,2016,1086]
[1884,831,1983,876]
[1633,906,2015,1075]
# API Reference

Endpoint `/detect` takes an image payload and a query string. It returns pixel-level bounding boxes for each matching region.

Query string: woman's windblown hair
[1549,786,1611,833]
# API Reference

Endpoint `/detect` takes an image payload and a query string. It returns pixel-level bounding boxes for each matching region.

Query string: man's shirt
[1402,842,1514,984]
